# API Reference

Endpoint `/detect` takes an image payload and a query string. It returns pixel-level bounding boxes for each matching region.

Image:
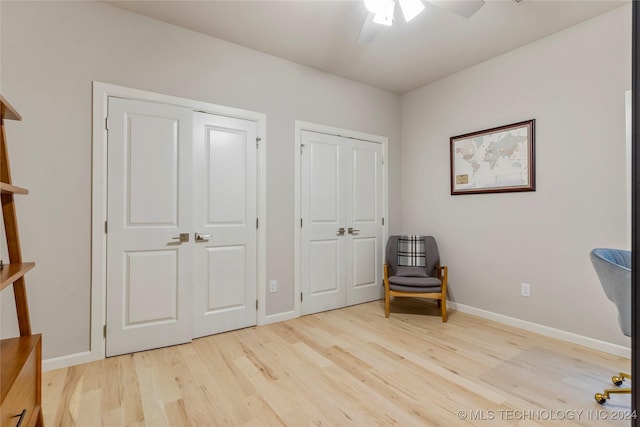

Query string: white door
[300,131,383,315]
[106,98,193,357]
[346,140,384,306]
[192,112,258,338]
[300,131,347,315]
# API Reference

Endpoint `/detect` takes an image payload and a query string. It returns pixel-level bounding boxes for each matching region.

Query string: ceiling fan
[358,0,486,44]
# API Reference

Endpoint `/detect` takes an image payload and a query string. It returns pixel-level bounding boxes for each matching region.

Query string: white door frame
[293,121,389,318]
[72,82,267,368]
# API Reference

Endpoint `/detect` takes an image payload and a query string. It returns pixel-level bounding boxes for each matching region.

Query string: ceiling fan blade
[357,12,380,44]
[428,0,485,18]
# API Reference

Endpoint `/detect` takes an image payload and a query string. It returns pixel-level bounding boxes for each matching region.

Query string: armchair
[590,248,631,404]
[383,235,448,322]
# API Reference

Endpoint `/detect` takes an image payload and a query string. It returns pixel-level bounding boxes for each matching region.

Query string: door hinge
[256,218,259,229]
[104,221,108,234]
[105,117,109,131]
[300,292,303,302]
[103,325,107,338]
[256,299,259,310]
[300,218,303,228]
[300,144,305,155]
[382,217,385,226]
[256,137,262,149]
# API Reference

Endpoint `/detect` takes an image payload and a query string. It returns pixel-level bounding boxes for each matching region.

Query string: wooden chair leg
[384,290,390,318]
[440,297,448,322]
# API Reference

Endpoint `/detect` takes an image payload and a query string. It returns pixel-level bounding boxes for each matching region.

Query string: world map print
[452,124,532,193]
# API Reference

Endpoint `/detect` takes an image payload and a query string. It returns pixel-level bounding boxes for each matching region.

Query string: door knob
[348,228,360,235]
[195,232,212,242]
[171,233,189,243]
[337,227,346,236]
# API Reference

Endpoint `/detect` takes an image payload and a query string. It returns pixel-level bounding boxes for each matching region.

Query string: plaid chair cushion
[397,235,426,267]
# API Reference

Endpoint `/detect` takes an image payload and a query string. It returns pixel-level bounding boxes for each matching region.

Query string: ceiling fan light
[364,0,385,14]
[399,0,424,22]
[372,0,395,26]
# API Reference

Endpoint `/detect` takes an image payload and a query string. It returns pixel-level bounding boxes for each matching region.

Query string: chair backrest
[386,236,440,276]
[590,248,631,337]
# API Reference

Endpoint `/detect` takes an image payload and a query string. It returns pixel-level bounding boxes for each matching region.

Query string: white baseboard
[448,301,631,359]
[261,309,298,325]
[43,349,102,372]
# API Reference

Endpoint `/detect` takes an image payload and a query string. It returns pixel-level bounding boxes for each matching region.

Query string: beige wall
[0,1,401,359]
[400,5,632,347]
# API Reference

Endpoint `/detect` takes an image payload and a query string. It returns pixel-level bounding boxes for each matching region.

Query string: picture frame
[450,119,535,195]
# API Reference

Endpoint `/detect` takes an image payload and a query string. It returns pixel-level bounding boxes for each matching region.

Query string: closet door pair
[105,98,257,357]
[300,131,383,315]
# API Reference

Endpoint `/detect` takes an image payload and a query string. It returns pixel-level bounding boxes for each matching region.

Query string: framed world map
[450,119,536,195]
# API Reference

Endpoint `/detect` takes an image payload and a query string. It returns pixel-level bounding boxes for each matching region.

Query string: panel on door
[300,131,347,315]
[346,141,384,305]
[126,250,178,324]
[192,112,257,338]
[106,98,193,357]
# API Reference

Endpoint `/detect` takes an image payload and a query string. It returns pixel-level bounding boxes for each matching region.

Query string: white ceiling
[105,0,628,94]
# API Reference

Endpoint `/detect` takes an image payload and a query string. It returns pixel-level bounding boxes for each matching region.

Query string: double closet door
[105,98,257,357]
[300,131,384,315]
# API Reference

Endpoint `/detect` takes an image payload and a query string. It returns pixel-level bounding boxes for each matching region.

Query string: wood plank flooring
[42,300,632,426]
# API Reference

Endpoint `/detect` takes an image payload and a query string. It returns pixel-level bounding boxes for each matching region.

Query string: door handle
[337,227,345,236]
[171,233,189,243]
[348,228,360,235]
[195,232,212,242]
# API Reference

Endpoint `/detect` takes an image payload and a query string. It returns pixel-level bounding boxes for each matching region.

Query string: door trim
[83,82,267,366]
[293,121,389,318]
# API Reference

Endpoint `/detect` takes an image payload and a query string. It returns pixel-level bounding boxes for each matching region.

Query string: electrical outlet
[521,282,531,297]
[269,280,277,293]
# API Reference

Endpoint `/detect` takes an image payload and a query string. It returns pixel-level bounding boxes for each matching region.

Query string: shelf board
[0,262,35,292]
[0,96,22,121]
[0,182,28,195]
[0,334,41,404]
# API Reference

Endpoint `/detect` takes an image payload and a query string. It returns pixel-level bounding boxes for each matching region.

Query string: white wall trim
[43,351,93,372]
[448,301,631,358]
[262,309,298,325]
[87,81,267,370]
[293,120,389,318]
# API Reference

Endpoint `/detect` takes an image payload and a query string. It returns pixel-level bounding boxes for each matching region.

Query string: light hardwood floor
[43,300,632,426]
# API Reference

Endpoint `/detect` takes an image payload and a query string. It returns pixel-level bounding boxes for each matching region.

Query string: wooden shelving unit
[0,95,43,427]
